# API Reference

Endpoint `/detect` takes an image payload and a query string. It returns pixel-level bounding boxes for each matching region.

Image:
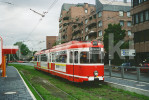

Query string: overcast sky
[0,0,129,51]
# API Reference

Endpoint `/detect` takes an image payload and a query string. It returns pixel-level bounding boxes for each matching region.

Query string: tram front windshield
[80,52,104,64]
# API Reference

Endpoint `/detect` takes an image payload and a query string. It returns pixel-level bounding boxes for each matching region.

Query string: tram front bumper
[88,76,104,81]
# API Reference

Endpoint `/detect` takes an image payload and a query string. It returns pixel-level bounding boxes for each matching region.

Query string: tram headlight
[94,71,98,76]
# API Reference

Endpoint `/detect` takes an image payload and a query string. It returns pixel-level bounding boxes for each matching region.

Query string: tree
[14,42,31,56]
[103,24,129,65]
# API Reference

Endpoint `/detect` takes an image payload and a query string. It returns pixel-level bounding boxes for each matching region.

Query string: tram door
[70,51,78,82]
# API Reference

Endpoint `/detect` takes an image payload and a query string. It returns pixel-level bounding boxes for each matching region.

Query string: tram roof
[35,41,103,55]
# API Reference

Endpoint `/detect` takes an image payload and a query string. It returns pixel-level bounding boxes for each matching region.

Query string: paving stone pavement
[0,66,35,100]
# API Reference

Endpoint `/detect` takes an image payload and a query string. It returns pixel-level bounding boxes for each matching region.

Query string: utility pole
[9,54,10,61]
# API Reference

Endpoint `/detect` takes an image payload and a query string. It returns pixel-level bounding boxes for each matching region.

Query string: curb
[13,66,36,100]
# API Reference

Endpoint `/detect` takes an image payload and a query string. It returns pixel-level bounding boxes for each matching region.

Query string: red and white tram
[34,41,104,82]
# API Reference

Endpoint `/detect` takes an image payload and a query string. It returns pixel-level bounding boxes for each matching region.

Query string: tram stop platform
[104,76,149,97]
[0,66,36,100]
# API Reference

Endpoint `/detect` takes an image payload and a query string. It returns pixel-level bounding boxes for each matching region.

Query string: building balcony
[87,18,97,27]
[87,27,97,35]
[59,28,63,33]
[63,16,69,20]
[72,36,81,41]
[59,22,63,28]
[96,36,103,41]
[72,29,81,36]
[59,17,62,22]
[61,32,66,36]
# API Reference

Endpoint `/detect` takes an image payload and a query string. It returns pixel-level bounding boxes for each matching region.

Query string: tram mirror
[0,37,2,65]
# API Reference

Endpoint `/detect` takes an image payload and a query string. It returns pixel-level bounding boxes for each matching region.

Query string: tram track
[21,70,78,100]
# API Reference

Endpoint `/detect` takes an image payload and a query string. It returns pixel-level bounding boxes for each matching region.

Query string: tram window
[80,52,89,63]
[34,56,37,61]
[74,51,78,63]
[55,51,67,63]
[56,52,60,62]
[41,54,47,62]
[59,55,67,63]
[70,51,73,63]
[37,56,40,61]
[90,54,100,63]
[80,52,103,64]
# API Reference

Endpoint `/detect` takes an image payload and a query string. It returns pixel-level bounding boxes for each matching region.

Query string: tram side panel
[66,64,74,82]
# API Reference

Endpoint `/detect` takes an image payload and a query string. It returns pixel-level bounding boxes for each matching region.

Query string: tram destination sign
[121,49,135,56]
[89,47,101,54]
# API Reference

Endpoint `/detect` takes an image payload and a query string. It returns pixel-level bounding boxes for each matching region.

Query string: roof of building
[96,0,131,13]
[61,3,76,11]
[60,3,95,15]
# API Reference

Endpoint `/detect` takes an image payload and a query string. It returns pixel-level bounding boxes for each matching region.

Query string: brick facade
[46,36,58,49]
[131,0,149,63]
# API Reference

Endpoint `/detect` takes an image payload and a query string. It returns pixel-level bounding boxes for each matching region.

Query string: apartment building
[59,0,132,43]
[95,0,132,41]
[46,36,58,49]
[59,3,95,43]
[131,0,149,63]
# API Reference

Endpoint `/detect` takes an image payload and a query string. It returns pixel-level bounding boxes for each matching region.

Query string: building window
[85,36,88,40]
[135,14,139,24]
[140,12,144,22]
[85,9,88,13]
[128,31,131,36]
[119,11,124,16]
[120,20,124,26]
[145,10,149,21]
[98,21,102,27]
[98,31,102,36]
[127,12,130,17]
[140,0,143,3]
[85,19,88,24]
[82,30,83,34]
[127,21,131,26]
[132,15,135,25]
[85,27,88,32]
[89,16,92,20]
[98,12,102,18]
[93,14,96,19]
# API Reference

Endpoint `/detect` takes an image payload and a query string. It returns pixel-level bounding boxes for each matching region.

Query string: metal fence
[104,66,149,83]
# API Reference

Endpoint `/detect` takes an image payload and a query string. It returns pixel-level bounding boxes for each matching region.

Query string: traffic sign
[121,49,135,56]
